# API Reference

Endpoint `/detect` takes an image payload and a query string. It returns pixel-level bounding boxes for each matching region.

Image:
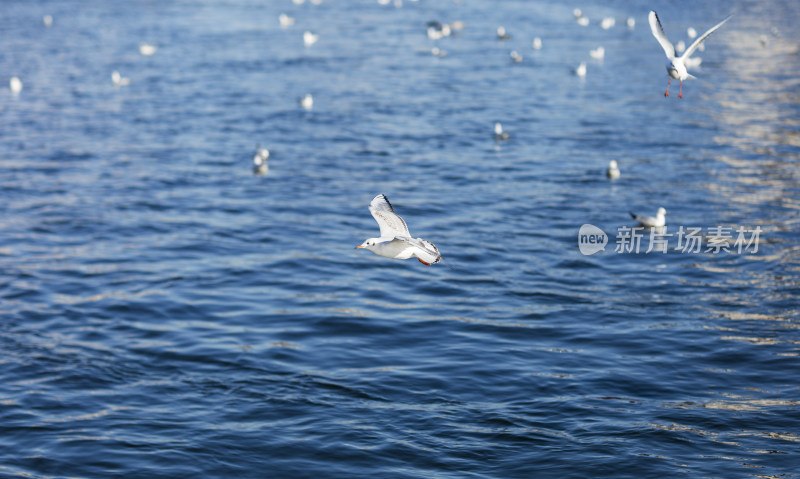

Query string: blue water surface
[2,0,799,477]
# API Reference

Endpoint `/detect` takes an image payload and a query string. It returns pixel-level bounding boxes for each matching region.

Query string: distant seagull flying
[630,207,666,228]
[356,194,442,265]
[648,10,731,98]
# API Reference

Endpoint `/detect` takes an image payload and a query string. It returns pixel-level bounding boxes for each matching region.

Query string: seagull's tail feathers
[629,212,638,220]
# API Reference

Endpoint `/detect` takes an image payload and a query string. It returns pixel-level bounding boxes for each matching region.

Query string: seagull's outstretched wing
[369,194,411,238]
[681,15,731,60]
[649,11,675,59]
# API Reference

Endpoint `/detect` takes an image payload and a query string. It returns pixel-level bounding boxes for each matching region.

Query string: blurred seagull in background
[496,26,510,40]
[590,46,605,60]
[510,50,523,63]
[494,122,509,141]
[630,207,667,228]
[279,14,295,27]
[112,71,130,86]
[607,160,620,179]
[575,61,587,78]
[303,31,319,46]
[9,76,22,94]
[356,194,442,265]
[253,146,269,175]
[300,93,313,110]
[43,15,53,27]
[532,37,542,50]
[648,10,731,98]
[139,43,157,56]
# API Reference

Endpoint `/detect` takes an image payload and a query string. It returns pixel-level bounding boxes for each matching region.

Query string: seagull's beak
[355,244,365,249]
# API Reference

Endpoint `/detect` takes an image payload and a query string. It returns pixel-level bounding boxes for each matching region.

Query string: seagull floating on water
[279,14,295,27]
[607,160,620,179]
[626,17,635,29]
[9,76,22,94]
[648,10,731,99]
[590,46,605,60]
[532,37,542,50]
[496,26,510,40]
[630,207,667,228]
[253,146,269,175]
[356,194,442,265]
[600,17,615,30]
[303,31,319,46]
[494,122,509,141]
[112,71,130,86]
[510,50,523,63]
[300,93,313,110]
[575,61,587,78]
[139,43,157,56]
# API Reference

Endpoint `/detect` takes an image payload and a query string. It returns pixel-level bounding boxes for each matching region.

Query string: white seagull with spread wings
[356,194,442,265]
[648,11,731,98]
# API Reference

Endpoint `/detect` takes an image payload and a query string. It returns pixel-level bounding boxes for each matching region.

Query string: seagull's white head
[356,238,380,250]
[657,207,667,217]
[494,122,503,135]
[609,160,618,169]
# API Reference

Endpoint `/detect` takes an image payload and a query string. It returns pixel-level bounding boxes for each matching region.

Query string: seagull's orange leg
[678,80,683,99]
[665,78,671,97]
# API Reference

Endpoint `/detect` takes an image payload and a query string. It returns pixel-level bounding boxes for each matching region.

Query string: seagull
[510,50,523,63]
[575,61,587,78]
[300,93,313,110]
[600,17,615,30]
[356,194,442,265]
[43,15,53,27]
[648,10,731,99]
[626,17,635,29]
[630,207,666,228]
[532,37,542,50]
[590,46,605,60]
[253,146,269,175]
[279,14,295,27]
[427,21,451,40]
[112,71,130,86]
[494,122,509,140]
[9,76,22,94]
[139,43,157,56]
[431,47,447,57]
[496,26,510,40]
[303,31,319,46]
[607,160,620,179]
